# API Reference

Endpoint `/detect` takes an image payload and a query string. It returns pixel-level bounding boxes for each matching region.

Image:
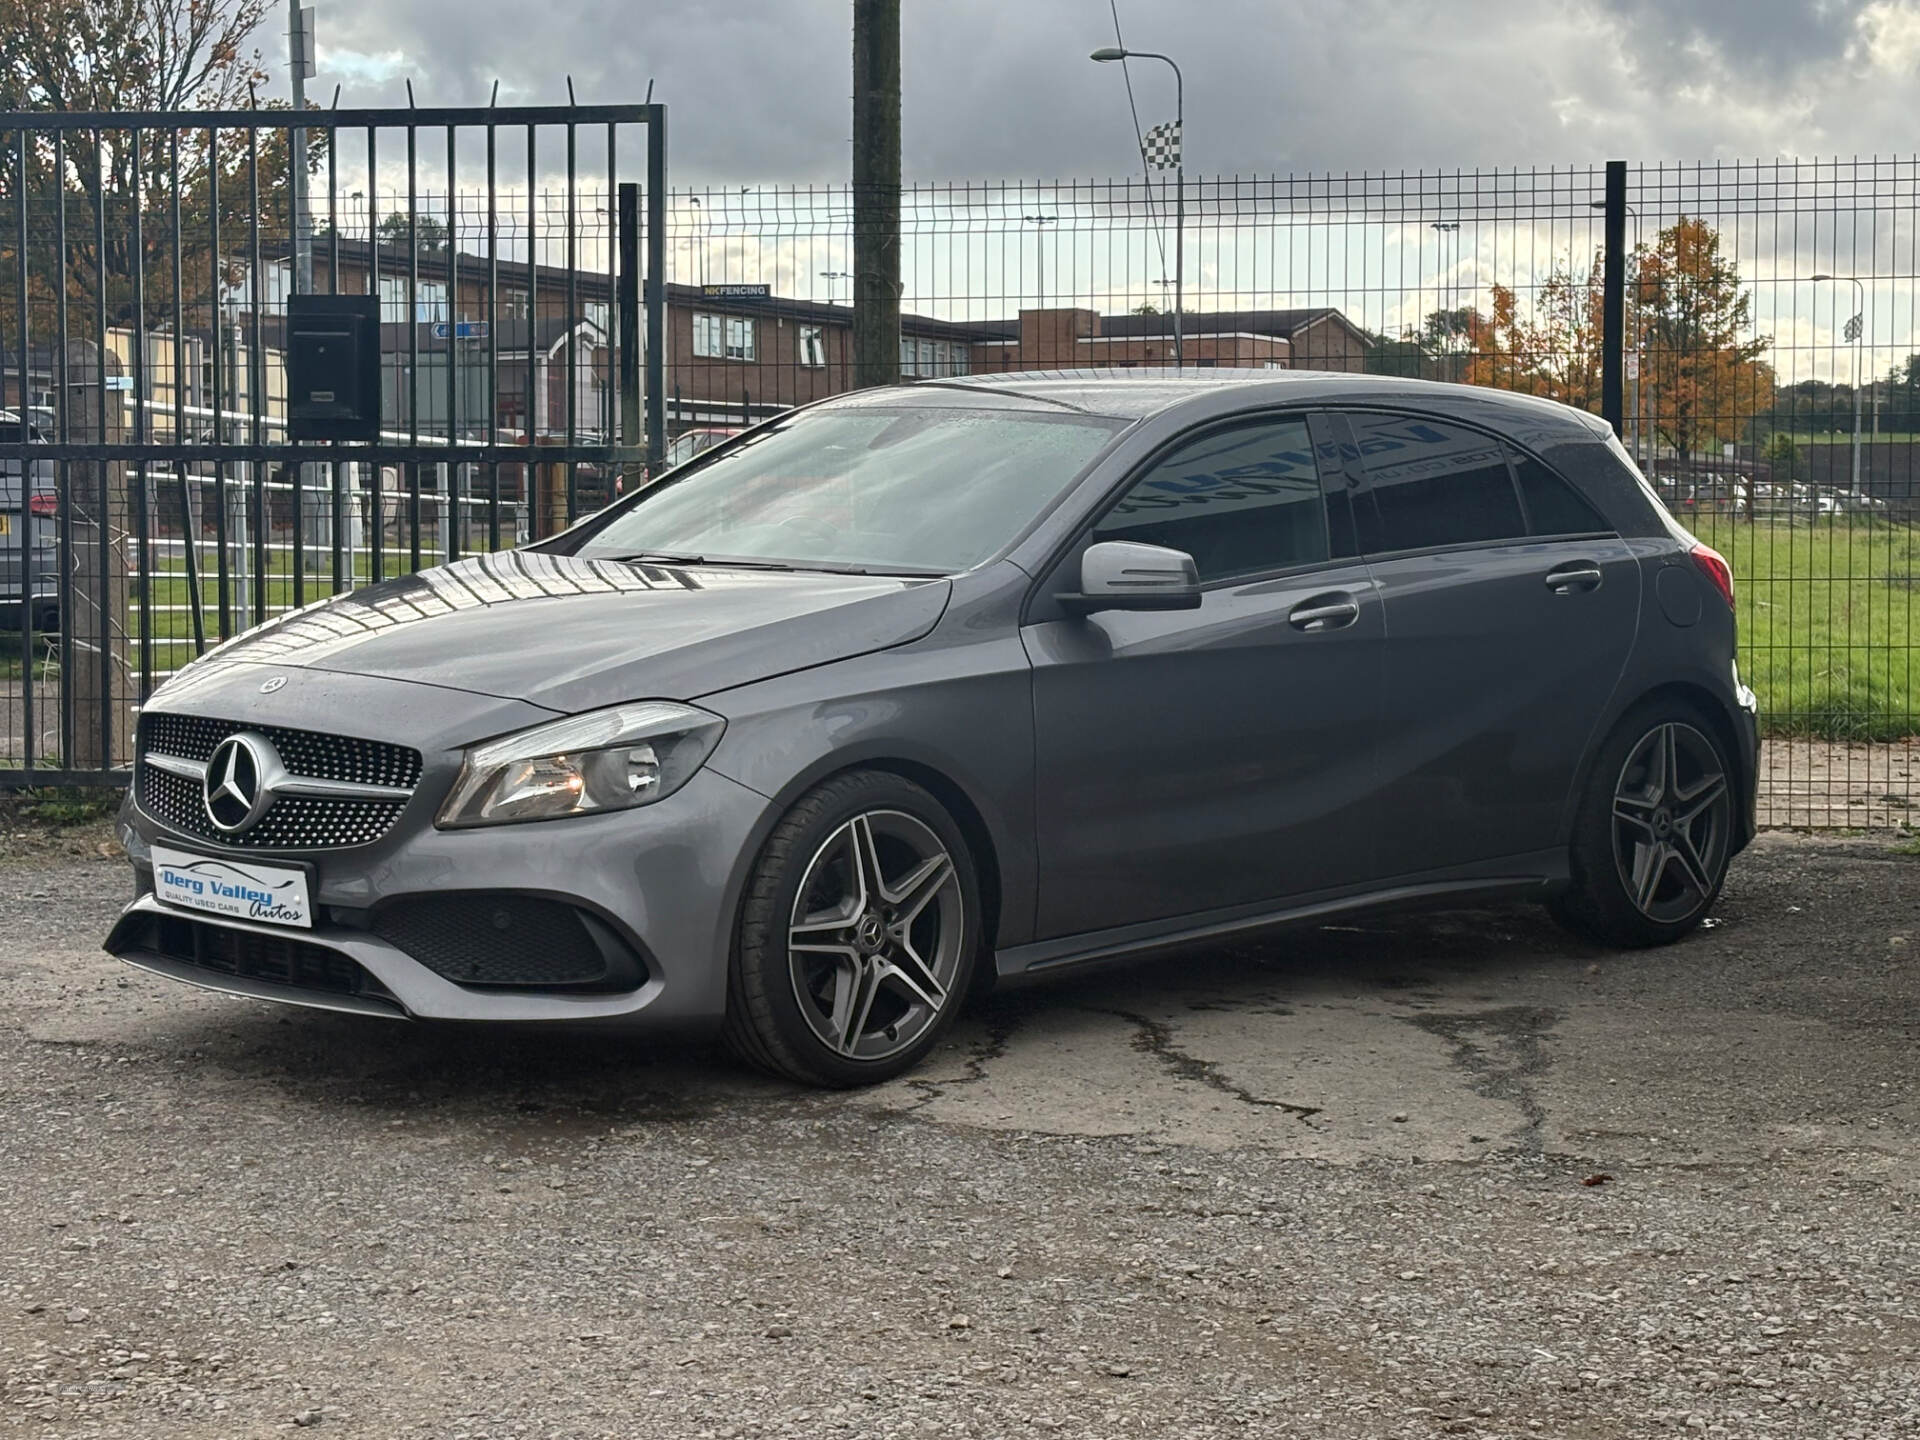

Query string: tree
[378,212,450,255]
[1634,216,1774,462]
[0,0,282,335]
[1762,431,1800,480]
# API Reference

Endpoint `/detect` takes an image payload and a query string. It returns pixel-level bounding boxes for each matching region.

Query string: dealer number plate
[151,845,313,929]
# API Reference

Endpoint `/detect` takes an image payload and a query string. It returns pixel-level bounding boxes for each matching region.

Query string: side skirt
[994,848,1567,983]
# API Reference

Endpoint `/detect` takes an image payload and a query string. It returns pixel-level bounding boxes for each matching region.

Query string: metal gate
[1,101,665,784]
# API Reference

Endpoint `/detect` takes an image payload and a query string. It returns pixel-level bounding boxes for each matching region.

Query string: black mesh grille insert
[142,712,422,787]
[137,711,421,851]
[370,895,621,989]
[137,912,386,1000]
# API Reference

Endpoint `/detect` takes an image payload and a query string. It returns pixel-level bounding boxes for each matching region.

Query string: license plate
[151,845,314,929]
[0,515,10,535]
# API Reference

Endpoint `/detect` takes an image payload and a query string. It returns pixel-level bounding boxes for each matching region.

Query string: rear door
[1022,411,1387,939]
[1337,411,1640,877]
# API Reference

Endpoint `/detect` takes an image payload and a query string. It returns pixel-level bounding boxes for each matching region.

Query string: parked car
[611,426,745,499]
[0,409,59,632]
[664,426,742,468]
[108,372,1759,1086]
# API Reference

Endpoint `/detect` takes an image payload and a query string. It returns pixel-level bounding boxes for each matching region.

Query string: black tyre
[722,770,981,1087]
[1552,698,1736,948]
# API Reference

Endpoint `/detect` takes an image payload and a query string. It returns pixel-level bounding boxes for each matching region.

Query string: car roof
[888,368,1613,442]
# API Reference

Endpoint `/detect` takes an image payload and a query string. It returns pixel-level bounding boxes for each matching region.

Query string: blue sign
[431,321,491,340]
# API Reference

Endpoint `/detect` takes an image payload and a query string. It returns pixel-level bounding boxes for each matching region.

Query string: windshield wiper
[606,551,796,571]
[604,551,947,579]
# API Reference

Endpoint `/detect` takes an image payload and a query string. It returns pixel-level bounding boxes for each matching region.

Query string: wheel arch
[742,752,1008,958]
[1563,679,1754,854]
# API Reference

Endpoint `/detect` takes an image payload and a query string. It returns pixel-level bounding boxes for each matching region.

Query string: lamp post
[1429,220,1458,375]
[820,270,851,304]
[1091,45,1183,368]
[1022,215,1057,309]
[1812,274,1866,494]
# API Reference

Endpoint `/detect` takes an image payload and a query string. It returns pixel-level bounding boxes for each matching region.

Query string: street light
[687,196,706,287]
[820,269,851,304]
[1091,45,1184,368]
[1022,215,1057,309]
[1429,221,1459,358]
[1812,273,1866,494]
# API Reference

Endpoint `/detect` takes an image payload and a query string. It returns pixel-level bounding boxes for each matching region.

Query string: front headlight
[436,701,726,828]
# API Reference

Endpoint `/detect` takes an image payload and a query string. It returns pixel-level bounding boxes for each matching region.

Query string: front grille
[134,912,390,1000]
[142,712,421,787]
[370,894,634,990]
[137,712,422,851]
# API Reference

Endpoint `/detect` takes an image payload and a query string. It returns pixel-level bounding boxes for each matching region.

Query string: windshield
[578,405,1126,574]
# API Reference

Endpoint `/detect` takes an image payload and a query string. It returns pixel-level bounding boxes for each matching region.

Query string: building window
[950,343,971,376]
[585,301,610,335]
[379,275,448,323]
[725,316,755,361]
[696,313,754,361]
[920,339,938,376]
[799,325,827,368]
[899,337,917,376]
[500,289,530,320]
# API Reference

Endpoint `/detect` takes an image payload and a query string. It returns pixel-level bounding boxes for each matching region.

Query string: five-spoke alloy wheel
[1609,721,1732,925]
[724,771,980,1086]
[787,810,964,1062]
[1554,700,1736,948]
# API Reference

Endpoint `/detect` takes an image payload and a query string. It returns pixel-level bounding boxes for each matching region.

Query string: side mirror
[1057,540,1203,614]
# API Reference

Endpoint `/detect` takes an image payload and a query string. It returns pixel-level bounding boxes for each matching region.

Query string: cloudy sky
[297,0,1920,182]
[274,1,1920,379]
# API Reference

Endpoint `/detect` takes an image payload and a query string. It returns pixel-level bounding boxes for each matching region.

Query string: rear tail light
[1690,542,1734,609]
[27,493,56,518]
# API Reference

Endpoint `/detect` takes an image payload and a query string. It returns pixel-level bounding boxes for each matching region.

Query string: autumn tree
[0,0,285,336]
[1633,216,1773,462]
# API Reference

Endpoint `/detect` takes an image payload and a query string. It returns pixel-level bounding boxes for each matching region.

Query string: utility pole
[852,0,900,388]
[288,3,315,293]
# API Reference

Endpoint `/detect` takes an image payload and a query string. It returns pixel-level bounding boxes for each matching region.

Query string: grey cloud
[288,0,1910,183]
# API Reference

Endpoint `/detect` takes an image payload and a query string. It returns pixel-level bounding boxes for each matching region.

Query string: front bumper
[109,666,777,1031]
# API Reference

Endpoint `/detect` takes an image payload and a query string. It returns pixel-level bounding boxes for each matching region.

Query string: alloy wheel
[786,809,964,1063]
[1611,721,1731,924]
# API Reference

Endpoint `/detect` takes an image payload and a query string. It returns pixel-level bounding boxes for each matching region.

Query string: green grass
[1687,518,1920,740]
[26,526,1920,745]
[10,786,120,825]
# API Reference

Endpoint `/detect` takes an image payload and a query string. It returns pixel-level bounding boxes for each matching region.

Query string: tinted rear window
[1511,448,1608,535]
[1350,414,1526,552]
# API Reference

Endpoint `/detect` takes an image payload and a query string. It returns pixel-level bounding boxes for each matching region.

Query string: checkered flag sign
[1141,119,1182,171]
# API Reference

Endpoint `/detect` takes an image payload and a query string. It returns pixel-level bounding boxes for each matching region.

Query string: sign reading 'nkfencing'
[700,284,772,301]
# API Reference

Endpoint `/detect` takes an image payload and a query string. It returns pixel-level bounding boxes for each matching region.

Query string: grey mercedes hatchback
[110,371,1758,1086]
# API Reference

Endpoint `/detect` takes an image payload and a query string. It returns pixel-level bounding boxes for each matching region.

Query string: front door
[1022,412,1387,941]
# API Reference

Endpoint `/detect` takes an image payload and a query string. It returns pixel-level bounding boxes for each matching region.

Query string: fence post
[66,339,132,772]
[1601,159,1627,438]
[645,109,668,470]
[618,181,641,490]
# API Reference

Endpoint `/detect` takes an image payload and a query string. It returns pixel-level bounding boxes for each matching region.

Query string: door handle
[1288,593,1361,632]
[1544,564,1603,594]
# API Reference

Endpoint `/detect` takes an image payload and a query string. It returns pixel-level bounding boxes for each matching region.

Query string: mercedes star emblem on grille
[202,732,280,835]
[259,675,288,694]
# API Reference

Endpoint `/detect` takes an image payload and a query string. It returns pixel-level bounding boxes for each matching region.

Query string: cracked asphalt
[1,830,1917,1437]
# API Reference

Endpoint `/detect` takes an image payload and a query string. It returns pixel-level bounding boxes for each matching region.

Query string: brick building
[143,242,1375,443]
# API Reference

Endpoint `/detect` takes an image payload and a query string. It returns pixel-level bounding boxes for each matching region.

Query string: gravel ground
[0,831,1916,1438]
